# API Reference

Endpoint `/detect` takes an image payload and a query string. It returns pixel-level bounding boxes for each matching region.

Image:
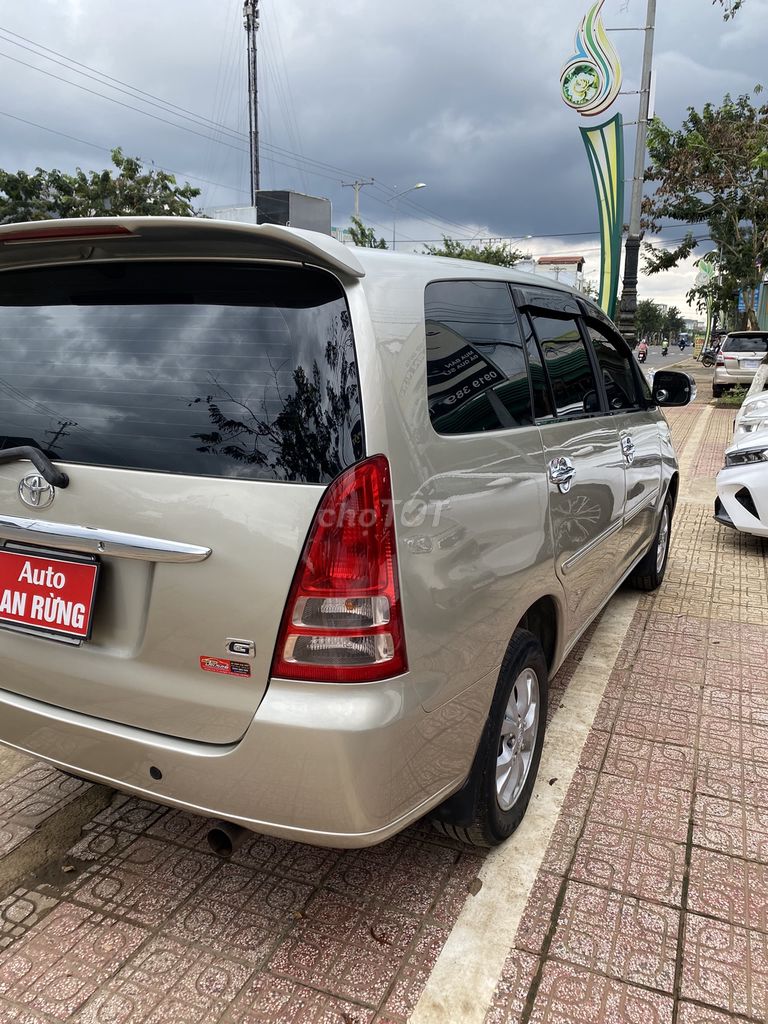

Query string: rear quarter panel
[347,267,565,779]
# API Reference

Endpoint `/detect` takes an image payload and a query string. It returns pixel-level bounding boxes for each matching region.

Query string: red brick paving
[486,385,768,1024]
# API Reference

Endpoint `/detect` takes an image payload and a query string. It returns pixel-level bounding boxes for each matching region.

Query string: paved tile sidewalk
[487,381,768,1023]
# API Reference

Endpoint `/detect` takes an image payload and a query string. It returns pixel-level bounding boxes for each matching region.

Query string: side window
[425,280,533,434]
[531,315,600,419]
[584,321,641,411]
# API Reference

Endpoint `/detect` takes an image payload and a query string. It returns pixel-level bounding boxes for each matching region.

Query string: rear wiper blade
[0,446,69,488]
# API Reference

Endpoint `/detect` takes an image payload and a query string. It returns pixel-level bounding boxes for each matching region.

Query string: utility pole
[617,0,656,346]
[342,179,375,218]
[243,0,260,205]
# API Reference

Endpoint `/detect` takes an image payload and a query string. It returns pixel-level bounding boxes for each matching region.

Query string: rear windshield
[723,334,768,353]
[0,262,363,483]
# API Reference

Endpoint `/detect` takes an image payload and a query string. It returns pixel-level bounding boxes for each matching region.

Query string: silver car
[712,331,768,397]
[0,218,693,849]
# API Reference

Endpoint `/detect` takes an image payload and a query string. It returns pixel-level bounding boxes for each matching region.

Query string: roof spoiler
[0,217,366,280]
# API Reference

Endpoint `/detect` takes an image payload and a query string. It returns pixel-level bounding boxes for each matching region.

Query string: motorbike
[701,349,717,367]
[661,345,669,357]
[638,349,647,363]
[679,340,686,351]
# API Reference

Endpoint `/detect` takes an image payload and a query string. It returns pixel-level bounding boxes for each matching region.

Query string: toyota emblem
[18,473,55,510]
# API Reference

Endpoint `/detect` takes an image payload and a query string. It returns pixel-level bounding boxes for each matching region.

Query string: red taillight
[716,353,725,366]
[0,224,134,244]
[271,455,408,683]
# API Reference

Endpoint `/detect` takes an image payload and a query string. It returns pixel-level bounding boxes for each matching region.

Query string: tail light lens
[271,455,407,683]
[716,353,725,365]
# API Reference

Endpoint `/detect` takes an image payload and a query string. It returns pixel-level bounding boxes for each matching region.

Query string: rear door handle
[548,457,576,494]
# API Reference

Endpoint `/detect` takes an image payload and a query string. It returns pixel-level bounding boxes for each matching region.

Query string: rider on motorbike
[661,337,669,357]
[637,339,648,363]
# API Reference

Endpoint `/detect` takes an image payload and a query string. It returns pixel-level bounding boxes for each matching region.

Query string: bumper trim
[713,497,736,530]
[0,730,463,847]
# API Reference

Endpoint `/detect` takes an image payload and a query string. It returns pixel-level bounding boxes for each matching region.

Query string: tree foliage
[635,298,665,340]
[662,306,685,340]
[714,0,745,18]
[642,90,768,329]
[347,215,388,248]
[424,236,530,267]
[0,148,201,224]
[191,310,361,482]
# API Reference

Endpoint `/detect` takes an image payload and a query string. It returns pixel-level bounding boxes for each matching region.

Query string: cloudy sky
[0,0,765,315]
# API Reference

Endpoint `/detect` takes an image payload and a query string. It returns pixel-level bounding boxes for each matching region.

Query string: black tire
[628,495,673,591]
[431,630,548,847]
[712,384,724,398]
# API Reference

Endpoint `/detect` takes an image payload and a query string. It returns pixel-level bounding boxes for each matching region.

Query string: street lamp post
[388,183,427,251]
[617,0,657,344]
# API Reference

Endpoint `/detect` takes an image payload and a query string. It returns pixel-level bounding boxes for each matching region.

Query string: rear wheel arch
[428,594,559,841]
[665,472,680,514]
[519,594,559,674]
[431,627,548,845]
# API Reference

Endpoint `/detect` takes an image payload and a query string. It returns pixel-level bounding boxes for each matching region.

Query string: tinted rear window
[0,262,363,483]
[723,335,768,353]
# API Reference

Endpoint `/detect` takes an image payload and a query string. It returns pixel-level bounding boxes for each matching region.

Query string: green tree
[348,215,387,248]
[424,236,530,267]
[642,90,768,329]
[662,306,685,341]
[635,298,664,342]
[0,148,201,223]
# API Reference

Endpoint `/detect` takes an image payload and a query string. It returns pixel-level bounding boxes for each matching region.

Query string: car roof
[0,217,586,302]
[351,245,585,295]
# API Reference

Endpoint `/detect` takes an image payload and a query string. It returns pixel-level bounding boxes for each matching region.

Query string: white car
[715,427,768,537]
[733,385,768,438]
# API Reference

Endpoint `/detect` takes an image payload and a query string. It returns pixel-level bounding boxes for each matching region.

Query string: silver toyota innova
[0,218,693,848]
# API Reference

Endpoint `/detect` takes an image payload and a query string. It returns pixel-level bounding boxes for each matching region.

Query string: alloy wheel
[496,667,540,811]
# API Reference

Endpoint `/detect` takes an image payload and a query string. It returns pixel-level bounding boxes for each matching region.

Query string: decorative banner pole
[694,255,718,350]
[560,0,624,320]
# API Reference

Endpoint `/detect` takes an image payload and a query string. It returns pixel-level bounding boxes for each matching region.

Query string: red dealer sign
[0,550,99,639]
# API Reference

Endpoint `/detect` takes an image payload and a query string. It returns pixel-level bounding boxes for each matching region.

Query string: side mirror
[652,370,697,407]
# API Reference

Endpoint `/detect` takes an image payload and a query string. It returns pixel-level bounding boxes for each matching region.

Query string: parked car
[712,331,768,397]
[715,427,768,538]
[0,217,694,849]
[732,366,768,438]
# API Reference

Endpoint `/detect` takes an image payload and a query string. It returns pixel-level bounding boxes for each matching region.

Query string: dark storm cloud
[0,0,765,302]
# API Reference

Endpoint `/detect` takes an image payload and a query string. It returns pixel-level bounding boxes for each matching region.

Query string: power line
[0,49,250,154]
[0,32,389,187]
[0,25,246,141]
[0,108,248,195]
[0,25,434,201]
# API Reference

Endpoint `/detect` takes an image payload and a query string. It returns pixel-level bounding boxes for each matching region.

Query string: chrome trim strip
[623,488,660,526]
[0,515,211,563]
[561,519,623,575]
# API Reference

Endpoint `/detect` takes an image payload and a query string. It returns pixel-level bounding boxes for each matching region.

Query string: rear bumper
[0,671,491,847]
[713,367,759,386]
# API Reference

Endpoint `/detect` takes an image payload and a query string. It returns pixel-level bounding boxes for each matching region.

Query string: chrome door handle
[621,436,636,465]
[548,457,576,494]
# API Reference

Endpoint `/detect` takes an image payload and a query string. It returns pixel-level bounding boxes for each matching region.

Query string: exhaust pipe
[207,820,249,857]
